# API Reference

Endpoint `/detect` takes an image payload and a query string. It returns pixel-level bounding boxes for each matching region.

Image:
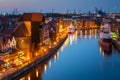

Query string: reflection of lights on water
[49,60,52,68]
[91,29,93,34]
[44,64,47,73]
[84,30,87,39]
[100,47,102,53]
[65,38,69,47]
[60,46,64,52]
[80,31,82,35]
[80,34,82,38]
[101,51,105,57]
[95,29,97,34]
[72,35,75,41]
[36,69,38,78]
[89,35,92,39]
[54,54,57,61]
[99,47,105,56]
[94,29,97,39]
[61,38,69,52]
[89,30,92,39]
[69,35,73,45]
[84,35,87,39]
[57,51,59,57]
[69,35,74,45]
[95,35,97,39]
[70,39,72,45]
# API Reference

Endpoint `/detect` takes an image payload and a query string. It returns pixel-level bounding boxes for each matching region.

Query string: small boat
[99,23,113,55]
[99,23,112,47]
[98,32,113,56]
[68,23,75,34]
[98,38,112,47]
[99,37,112,56]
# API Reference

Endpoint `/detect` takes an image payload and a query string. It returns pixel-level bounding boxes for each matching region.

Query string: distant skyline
[0,0,120,13]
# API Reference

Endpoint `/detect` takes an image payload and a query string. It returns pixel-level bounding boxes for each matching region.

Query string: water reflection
[43,64,47,73]
[18,29,99,80]
[18,29,119,80]
[99,46,112,57]
[48,60,52,68]
[60,37,68,51]
[77,29,98,39]
[68,34,74,45]
[19,51,60,80]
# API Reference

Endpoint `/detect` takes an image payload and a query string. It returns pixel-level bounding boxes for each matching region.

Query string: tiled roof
[20,13,43,22]
[13,23,31,37]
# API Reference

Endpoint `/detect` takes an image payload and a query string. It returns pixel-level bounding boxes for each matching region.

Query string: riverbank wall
[3,35,67,80]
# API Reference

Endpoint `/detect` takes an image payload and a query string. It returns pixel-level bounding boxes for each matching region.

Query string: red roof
[20,13,43,22]
[2,23,31,37]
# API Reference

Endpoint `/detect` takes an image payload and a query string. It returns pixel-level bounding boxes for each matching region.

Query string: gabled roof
[13,23,31,37]
[2,23,31,37]
[20,13,43,22]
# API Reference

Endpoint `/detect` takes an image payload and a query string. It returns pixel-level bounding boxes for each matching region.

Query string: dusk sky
[0,0,120,13]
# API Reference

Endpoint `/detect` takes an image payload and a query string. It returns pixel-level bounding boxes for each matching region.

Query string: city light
[0,4,120,80]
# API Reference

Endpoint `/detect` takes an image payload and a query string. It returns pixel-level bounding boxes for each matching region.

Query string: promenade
[1,32,67,80]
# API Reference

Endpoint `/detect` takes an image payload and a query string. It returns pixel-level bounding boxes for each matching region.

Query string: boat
[98,38,112,47]
[98,23,112,48]
[98,31,112,47]
[100,43,112,56]
[98,33,112,56]
[68,23,75,34]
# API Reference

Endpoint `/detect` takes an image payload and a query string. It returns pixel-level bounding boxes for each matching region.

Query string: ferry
[98,23,112,48]
[98,38,112,47]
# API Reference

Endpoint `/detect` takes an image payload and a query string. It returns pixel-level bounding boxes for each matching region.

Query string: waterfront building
[0,36,16,53]
[48,19,57,41]
[18,13,44,49]
[111,13,120,22]
[41,22,50,46]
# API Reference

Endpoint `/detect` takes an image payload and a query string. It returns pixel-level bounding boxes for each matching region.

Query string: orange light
[49,46,51,48]
[36,53,38,56]
[54,42,57,45]
[27,57,30,60]
[44,49,47,52]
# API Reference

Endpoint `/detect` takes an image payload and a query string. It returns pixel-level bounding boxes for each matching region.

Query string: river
[19,29,120,80]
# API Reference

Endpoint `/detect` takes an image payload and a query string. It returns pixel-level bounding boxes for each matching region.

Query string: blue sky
[0,0,120,13]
